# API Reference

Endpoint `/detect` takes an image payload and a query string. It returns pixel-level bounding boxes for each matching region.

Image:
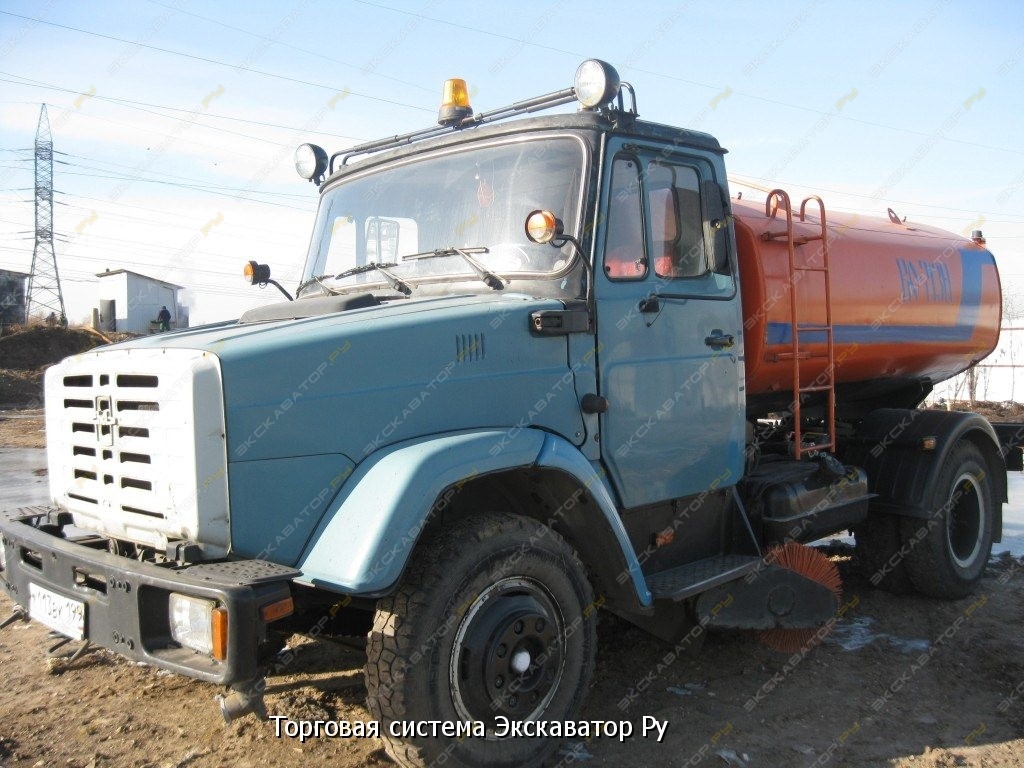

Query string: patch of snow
[996,472,1024,558]
[827,616,930,653]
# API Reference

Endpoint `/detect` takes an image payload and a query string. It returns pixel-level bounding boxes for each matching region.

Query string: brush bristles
[758,542,843,653]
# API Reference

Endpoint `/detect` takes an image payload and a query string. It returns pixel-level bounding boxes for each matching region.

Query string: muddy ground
[1,415,1023,768]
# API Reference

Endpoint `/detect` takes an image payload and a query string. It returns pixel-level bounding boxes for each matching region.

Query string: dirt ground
[0,325,110,407]
[1,415,1023,768]
[0,409,46,449]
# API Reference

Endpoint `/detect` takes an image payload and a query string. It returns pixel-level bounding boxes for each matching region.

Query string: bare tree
[1003,288,1024,402]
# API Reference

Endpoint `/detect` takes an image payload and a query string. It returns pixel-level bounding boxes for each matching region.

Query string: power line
[143,0,434,95]
[0,73,287,150]
[57,169,313,211]
[0,72,370,146]
[58,202,299,248]
[728,172,1024,221]
[0,87,287,163]
[59,155,310,199]
[60,192,307,241]
[0,11,433,114]
[354,1,1024,158]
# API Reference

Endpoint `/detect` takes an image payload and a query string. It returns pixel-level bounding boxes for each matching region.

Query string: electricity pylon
[26,104,66,322]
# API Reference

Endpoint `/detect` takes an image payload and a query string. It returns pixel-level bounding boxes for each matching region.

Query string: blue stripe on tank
[765,248,990,347]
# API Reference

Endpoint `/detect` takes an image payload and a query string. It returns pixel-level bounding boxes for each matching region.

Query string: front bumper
[0,506,298,686]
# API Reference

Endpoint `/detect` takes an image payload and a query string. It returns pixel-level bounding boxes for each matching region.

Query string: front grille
[62,378,163,520]
[45,348,230,556]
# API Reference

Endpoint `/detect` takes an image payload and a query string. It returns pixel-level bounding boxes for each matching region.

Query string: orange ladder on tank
[761,189,836,459]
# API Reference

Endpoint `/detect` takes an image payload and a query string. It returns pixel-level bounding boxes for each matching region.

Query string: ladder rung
[793,265,828,272]
[799,385,834,393]
[800,441,836,452]
[796,325,832,332]
[772,350,832,361]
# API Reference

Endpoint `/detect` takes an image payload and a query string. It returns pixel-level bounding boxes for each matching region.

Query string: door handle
[639,296,660,313]
[704,331,735,349]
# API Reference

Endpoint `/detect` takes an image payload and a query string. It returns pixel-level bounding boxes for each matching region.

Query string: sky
[0,0,1022,394]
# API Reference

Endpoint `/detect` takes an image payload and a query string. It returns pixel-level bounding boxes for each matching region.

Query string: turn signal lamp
[574,59,621,109]
[261,597,295,623]
[438,78,473,126]
[211,607,228,661]
[525,209,562,244]
[244,260,271,285]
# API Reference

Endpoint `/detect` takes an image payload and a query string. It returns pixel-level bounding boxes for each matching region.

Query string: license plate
[29,583,86,640]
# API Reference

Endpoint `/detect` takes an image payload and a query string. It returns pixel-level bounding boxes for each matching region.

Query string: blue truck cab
[0,60,1008,768]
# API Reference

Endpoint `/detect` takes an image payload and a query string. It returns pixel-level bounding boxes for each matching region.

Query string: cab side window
[646,161,707,279]
[603,157,647,280]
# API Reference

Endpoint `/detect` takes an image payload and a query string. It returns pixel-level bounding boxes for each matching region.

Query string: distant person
[46,312,57,326]
[157,306,171,332]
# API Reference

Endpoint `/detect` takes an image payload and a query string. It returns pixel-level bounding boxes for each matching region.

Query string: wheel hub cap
[450,578,565,726]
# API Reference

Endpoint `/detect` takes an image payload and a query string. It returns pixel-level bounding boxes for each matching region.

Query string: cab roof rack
[292,59,637,184]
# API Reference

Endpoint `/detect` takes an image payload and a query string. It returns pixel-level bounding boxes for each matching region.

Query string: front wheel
[365,512,597,768]
[902,440,995,598]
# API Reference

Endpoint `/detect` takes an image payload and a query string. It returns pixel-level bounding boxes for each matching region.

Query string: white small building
[96,269,188,334]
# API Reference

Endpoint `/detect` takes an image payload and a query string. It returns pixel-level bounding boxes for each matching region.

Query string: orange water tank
[732,193,1001,407]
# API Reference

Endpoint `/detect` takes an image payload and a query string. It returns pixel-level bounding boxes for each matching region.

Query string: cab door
[595,142,745,509]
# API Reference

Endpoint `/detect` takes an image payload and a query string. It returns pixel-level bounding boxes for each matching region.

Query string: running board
[646,555,761,601]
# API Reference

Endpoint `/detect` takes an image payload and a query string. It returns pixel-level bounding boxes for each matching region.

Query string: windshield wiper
[335,262,413,296]
[402,246,505,291]
[295,273,340,297]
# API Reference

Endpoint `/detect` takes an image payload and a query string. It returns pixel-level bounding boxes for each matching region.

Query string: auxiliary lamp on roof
[573,59,621,109]
[295,142,329,184]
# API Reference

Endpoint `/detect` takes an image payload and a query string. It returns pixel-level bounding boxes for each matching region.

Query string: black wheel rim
[450,576,565,729]
[946,472,984,568]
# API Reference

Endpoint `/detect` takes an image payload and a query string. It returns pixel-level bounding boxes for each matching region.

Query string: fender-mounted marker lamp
[920,436,937,451]
[525,209,562,245]
[261,597,295,623]
[212,606,228,661]
[438,78,473,126]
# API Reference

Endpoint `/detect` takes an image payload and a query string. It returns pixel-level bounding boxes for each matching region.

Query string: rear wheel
[365,512,597,768]
[902,441,994,598]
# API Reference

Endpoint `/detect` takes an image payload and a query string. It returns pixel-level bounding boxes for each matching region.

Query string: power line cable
[143,0,435,94]
[0,11,433,114]
[354,0,1024,158]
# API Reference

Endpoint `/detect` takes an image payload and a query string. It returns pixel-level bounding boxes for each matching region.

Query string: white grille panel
[45,348,229,556]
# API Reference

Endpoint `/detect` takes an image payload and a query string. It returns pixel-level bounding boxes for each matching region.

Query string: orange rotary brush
[758,542,842,654]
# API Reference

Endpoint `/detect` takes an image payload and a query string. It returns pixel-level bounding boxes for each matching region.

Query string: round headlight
[574,59,621,109]
[294,143,328,181]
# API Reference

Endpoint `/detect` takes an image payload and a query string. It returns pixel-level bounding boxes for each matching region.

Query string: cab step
[646,555,760,601]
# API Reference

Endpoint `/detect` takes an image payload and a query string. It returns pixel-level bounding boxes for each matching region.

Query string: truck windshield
[300,136,586,298]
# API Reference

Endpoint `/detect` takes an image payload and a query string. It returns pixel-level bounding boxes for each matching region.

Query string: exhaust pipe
[0,607,26,631]
[216,681,267,723]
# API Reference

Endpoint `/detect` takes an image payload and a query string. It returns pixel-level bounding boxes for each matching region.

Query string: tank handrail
[765,188,792,225]
[799,195,829,249]
[798,195,826,224]
[763,188,794,244]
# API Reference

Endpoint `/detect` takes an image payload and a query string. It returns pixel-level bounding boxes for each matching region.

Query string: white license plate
[29,583,86,640]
